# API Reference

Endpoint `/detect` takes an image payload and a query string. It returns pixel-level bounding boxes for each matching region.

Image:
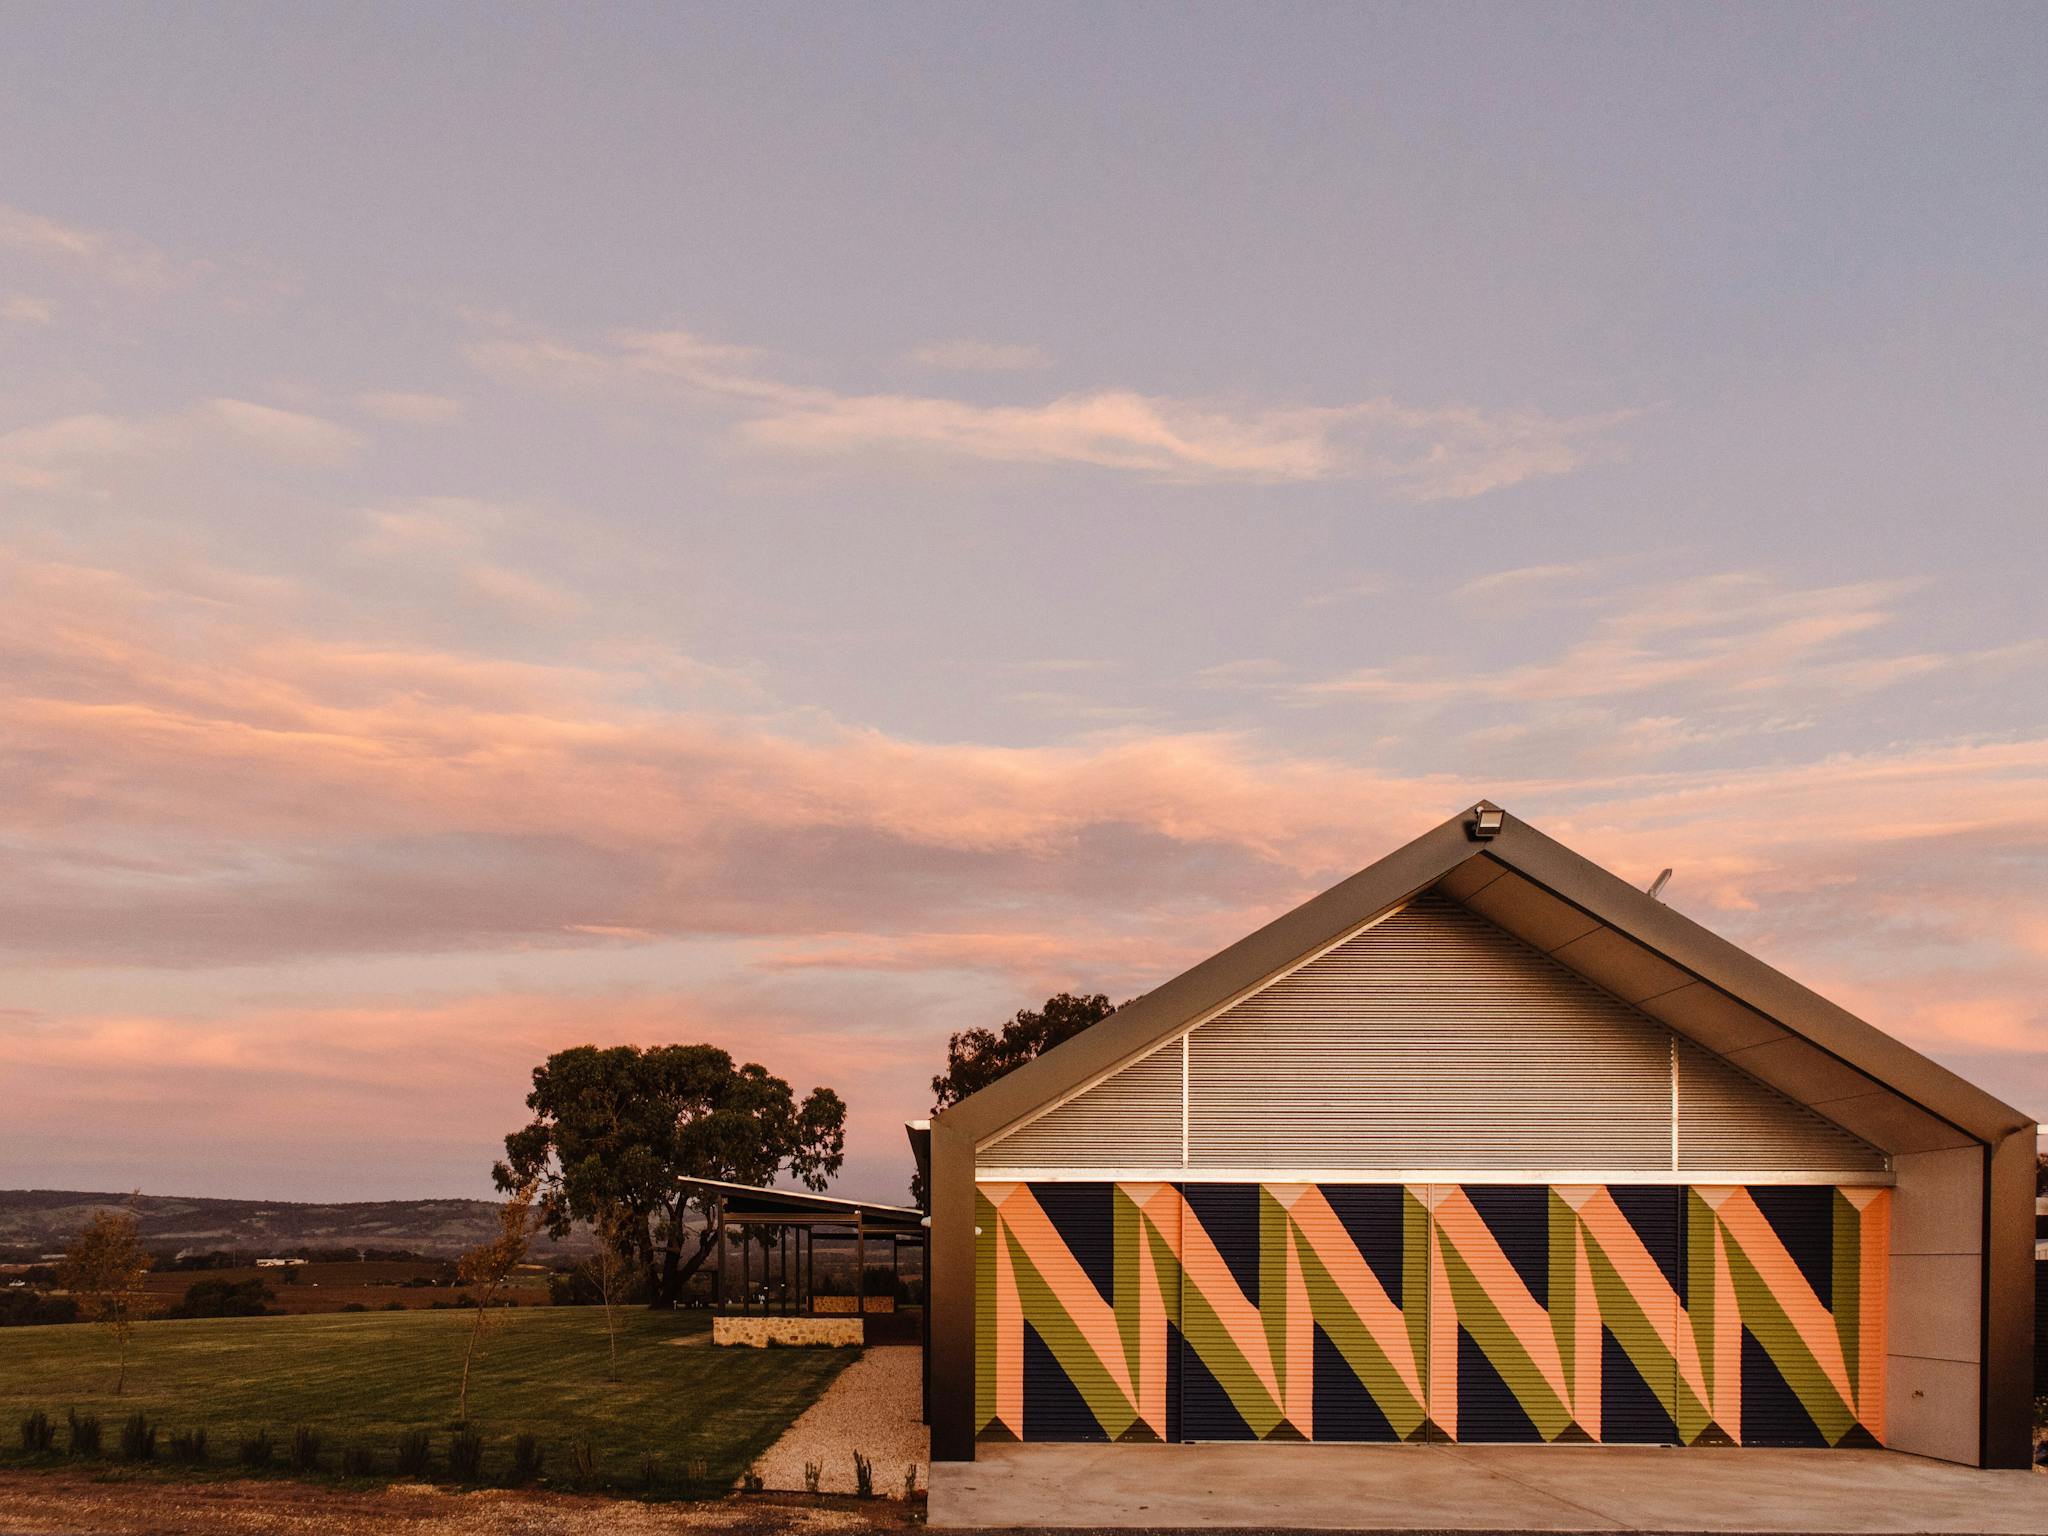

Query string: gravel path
[748,1346,927,1498]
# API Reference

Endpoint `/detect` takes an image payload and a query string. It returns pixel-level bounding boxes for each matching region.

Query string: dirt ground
[0,1470,917,1535]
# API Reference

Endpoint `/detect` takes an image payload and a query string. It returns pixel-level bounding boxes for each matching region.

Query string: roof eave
[937,803,1483,1144]
[1479,811,2034,1144]
[939,798,2035,1154]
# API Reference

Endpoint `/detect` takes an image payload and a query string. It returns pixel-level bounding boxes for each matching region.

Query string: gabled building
[924,803,2035,1467]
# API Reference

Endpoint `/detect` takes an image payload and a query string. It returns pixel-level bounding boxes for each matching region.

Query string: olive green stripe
[1291,1225,1426,1437]
[1720,1232,1855,1443]
[1685,1191,1718,1408]
[1404,1191,1431,1409]
[1437,1235,1573,1440]
[1548,1193,1578,1395]
[1113,1189,1142,1396]
[1001,1224,1141,1439]
[1260,1189,1291,1402]
[1584,1235,1678,1417]
[1179,1266,1286,1436]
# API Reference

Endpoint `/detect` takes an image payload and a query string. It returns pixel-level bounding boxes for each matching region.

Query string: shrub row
[15,1412,627,1488]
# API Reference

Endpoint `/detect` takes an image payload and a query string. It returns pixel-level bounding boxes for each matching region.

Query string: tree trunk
[653,1223,720,1307]
[656,1242,682,1308]
[458,1305,486,1423]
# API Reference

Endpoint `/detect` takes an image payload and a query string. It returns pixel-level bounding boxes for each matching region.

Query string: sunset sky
[3,6,2045,1206]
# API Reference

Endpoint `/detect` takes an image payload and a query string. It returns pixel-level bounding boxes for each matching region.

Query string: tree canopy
[59,1203,152,1393]
[915,992,1120,1202]
[495,1043,846,1308]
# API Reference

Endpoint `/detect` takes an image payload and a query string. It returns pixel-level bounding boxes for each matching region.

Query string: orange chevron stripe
[994,1200,1023,1433]
[1434,1190,1569,1407]
[1287,1187,1424,1402]
[1134,1191,1176,1436]
[1716,1191,1853,1408]
[1577,1191,1682,1353]
[997,1189,1137,1406]
[1180,1198,1283,1405]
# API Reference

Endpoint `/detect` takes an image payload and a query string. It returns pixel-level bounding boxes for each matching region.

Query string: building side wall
[1984,1132,2038,1467]
[1884,1147,1982,1464]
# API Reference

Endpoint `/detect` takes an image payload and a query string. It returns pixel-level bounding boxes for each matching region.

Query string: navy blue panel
[1321,1184,1404,1301]
[1456,1324,1542,1442]
[1183,1183,1260,1306]
[1599,1324,1675,1443]
[1029,1182,1114,1306]
[1748,1186,1832,1302]
[1739,1325,1825,1446]
[1463,1186,1548,1308]
[1022,1319,1106,1441]
[1312,1322,1397,1442]
[1179,1321,1255,1441]
[1165,1318,1183,1444]
[1607,1186,1683,1298]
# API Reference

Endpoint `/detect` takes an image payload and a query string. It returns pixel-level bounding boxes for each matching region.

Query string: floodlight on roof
[1465,804,1505,841]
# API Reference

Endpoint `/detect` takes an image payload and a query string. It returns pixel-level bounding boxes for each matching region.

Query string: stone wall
[712,1314,863,1348]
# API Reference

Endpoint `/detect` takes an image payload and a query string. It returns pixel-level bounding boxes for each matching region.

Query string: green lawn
[0,1307,854,1493]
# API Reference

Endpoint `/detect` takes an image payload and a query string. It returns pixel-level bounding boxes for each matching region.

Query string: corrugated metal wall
[981,892,1886,1177]
[1674,1040,1878,1173]
[987,1039,1181,1168]
[977,1180,1889,1448]
[1190,898,1672,1170]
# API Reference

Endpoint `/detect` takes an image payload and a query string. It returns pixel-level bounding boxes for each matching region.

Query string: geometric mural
[976,1180,1887,1448]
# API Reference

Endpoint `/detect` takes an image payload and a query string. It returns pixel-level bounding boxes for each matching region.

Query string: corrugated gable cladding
[983,894,1885,1179]
[930,804,2034,1470]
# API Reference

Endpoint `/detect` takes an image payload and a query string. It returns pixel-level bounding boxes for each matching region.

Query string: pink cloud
[469,322,1632,497]
[2,545,2044,1195]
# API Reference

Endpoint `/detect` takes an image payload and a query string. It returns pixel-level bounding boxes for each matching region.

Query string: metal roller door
[1683,1185,1888,1447]
[1175,1183,1431,1442]
[977,1179,1884,1448]
[974,1180,1182,1443]
[1428,1184,1684,1443]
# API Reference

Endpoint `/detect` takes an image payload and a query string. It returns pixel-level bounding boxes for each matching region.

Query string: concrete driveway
[928,1441,2048,1532]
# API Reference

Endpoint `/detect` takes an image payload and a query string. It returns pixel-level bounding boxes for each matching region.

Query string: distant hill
[0,1189,589,1259]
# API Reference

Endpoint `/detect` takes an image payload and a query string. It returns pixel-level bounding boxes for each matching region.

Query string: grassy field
[0,1307,854,1493]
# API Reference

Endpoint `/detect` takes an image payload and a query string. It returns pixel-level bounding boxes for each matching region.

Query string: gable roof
[936,801,2034,1157]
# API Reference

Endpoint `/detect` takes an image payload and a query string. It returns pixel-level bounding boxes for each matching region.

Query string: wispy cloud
[0,398,363,493]
[2,293,54,326]
[352,390,465,424]
[1453,562,1597,601]
[1297,574,1949,708]
[907,338,1054,372]
[350,498,584,621]
[469,323,1635,497]
[0,203,198,293]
